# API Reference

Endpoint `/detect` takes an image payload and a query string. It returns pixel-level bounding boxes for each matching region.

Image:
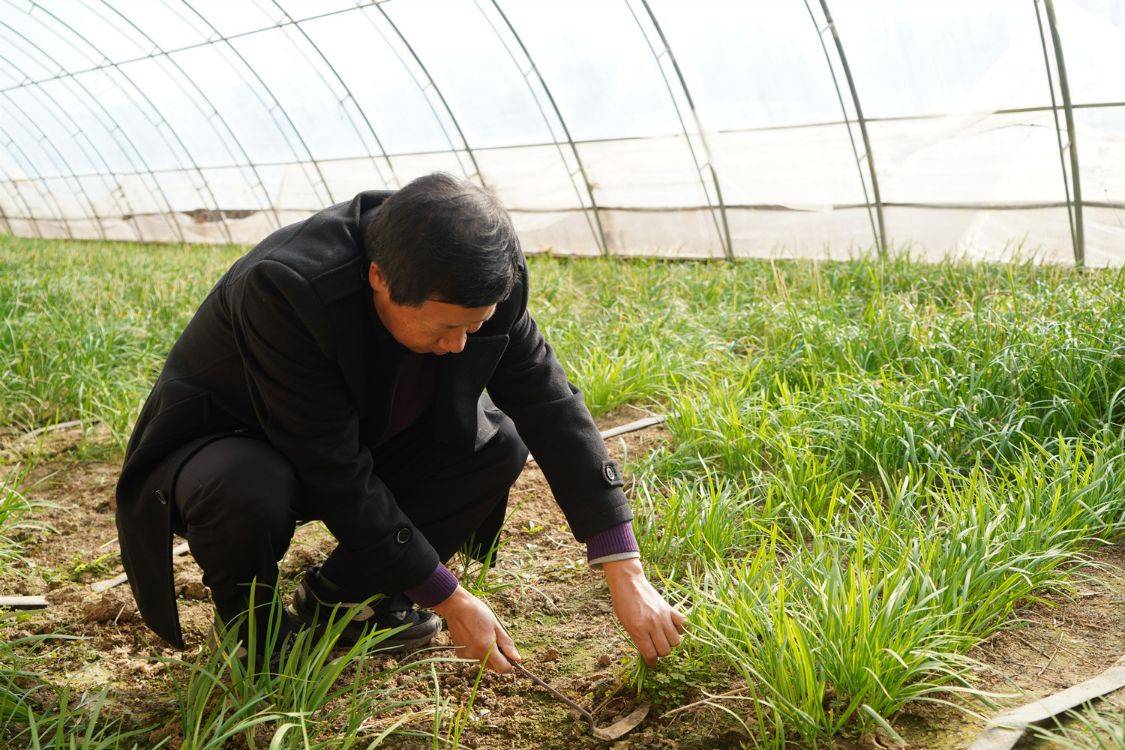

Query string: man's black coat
[115,189,633,649]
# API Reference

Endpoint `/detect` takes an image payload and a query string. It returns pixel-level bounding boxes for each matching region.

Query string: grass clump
[0,465,46,575]
[170,583,452,749]
[1031,702,1125,749]
[0,237,246,449]
[620,251,1124,742]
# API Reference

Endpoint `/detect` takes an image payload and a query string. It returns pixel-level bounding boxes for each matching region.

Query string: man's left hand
[602,557,687,666]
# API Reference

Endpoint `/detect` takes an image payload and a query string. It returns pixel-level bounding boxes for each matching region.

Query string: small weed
[625,649,715,709]
[43,552,118,584]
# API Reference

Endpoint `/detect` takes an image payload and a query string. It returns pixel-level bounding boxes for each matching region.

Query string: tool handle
[512,662,594,721]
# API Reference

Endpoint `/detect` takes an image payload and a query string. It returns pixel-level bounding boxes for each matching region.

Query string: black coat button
[395,527,412,544]
[601,461,623,487]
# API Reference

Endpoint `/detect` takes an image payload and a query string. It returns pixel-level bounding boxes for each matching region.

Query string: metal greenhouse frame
[0,0,1121,267]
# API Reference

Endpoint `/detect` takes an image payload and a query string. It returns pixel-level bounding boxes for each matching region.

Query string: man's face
[368,263,496,356]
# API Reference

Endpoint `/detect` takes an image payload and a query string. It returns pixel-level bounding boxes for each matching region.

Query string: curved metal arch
[267,0,399,189]
[0,14,186,242]
[166,0,331,206]
[1041,0,1085,269]
[0,155,12,232]
[180,0,336,206]
[0,172,42,237]
[0,90,107,238]
[0,178,14,233]
[482,0,610,256]
[0,51,114,239]
[1033,0,1077,256]
[22,1,234,243]
[366,3,486,188]
[0,126,48,238]
[817,0,887,257]
[0,3,379,96]
[0,119,74,238]
[801,0,879,251]
[0,49,143,241]
[0,54,111,239]
[92,0,283,231]
[627,0,732,260]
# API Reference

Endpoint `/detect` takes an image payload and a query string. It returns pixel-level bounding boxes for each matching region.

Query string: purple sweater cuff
[403,563,459,608]
[585,521,639,562]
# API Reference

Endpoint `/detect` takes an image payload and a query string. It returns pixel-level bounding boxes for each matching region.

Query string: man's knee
[175,437,301,541]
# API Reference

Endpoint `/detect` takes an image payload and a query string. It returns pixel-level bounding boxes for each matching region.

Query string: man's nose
[443,331,467,354]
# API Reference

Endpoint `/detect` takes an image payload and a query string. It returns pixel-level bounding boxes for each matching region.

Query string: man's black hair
[363,172,522,308]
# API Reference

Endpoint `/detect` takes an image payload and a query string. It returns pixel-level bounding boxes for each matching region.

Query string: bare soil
[2,407,1122,749]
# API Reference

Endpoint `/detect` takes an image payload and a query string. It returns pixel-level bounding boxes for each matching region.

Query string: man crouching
[114,172,686,673]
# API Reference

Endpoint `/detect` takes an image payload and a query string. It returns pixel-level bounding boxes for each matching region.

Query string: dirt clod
[543,646,559,661]
[45,585,83,604]
[176,579,208,600]
[80,589,137,624]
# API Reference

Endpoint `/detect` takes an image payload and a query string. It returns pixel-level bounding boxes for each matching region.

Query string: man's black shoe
[286,565,441,651]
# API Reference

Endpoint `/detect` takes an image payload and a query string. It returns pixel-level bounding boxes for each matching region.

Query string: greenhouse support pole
[1033,0,1077,255]
[268,0,401,189]
[802,0,878,251]
[0,45,111,240]
[180,0,338,207]
[0,197,12,235]
[818,0,886,258]
[0,121,75,239]
[0,47,142,240]
[97,0,283,232]
[0,19,182,242]
[0,94,106,239]
[1042,0,1085,269]
[26,2,235,243]
[632,0,733,260]
[488,0,611,257]
[0,169,12,234]
[370,5,489,189]
[0,155,44,238]
[474,0,607,255]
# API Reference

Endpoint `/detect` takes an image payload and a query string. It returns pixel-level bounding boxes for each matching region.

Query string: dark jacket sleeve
[486,262,633,542]
[228,259,439,592]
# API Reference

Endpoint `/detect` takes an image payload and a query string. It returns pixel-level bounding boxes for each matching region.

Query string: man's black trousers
[168,403,529,635]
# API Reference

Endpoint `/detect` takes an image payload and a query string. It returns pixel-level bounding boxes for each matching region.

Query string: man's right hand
[432,585,521,674]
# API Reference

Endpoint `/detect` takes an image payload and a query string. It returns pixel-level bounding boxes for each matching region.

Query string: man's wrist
[602,556,644,582]
[432,584,470,616]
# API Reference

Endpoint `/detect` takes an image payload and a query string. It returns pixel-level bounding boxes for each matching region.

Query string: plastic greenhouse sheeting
[0,0,1121,266]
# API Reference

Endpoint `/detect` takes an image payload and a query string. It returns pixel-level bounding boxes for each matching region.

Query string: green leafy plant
[171,580,453,749]
[43,552,118,584]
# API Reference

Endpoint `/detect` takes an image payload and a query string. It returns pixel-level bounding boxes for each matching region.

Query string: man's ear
[368,262,387,294]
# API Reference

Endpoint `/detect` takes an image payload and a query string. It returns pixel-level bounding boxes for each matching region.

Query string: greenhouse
[1,1,1123,748]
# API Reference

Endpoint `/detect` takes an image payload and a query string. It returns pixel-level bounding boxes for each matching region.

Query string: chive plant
[171,582,455,749]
